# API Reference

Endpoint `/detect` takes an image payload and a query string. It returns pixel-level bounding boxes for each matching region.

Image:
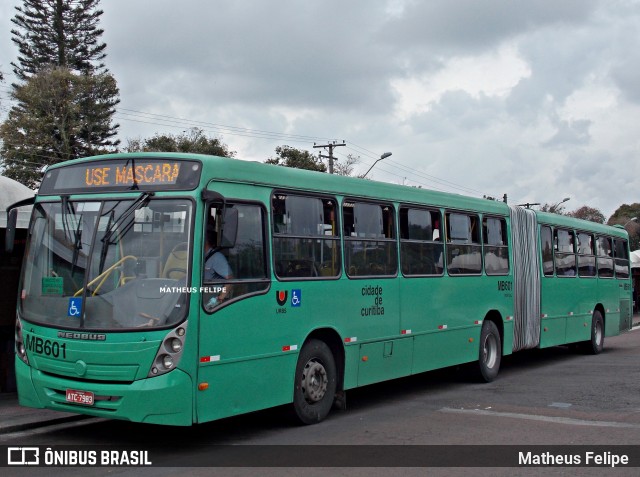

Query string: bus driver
[204,223,233,310]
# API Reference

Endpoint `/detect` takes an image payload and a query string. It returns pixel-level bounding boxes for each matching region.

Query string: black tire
[292,339,337,425]
[475,320,502,382]
[584,311,605,355]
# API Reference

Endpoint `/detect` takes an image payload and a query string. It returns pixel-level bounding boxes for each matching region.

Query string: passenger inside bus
[204,222,233,310]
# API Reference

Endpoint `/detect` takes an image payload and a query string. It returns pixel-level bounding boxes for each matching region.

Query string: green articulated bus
[6,153,632,426]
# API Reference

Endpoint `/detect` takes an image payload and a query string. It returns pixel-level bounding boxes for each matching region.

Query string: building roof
[0,175,35,228]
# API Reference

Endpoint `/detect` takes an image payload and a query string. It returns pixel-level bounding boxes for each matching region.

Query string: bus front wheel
[292,339,337,425]
[475,320,501,382]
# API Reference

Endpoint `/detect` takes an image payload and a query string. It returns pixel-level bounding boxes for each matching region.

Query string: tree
[607,203,640,225]
[11,0,107,80]
[567,206,605,224]
[266,145,327,172]
[608,203,640,251]
[2,0,120,187]
[125,128,235,157]
[334,153,359,177]
[0,66,119,188]
[539,202,568,215]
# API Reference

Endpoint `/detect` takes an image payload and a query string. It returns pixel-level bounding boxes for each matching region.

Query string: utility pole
[313,141,346,174]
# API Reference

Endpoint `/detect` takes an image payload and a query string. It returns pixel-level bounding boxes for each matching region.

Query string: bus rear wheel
[475,320,501,382]
[292,339,337,425]
[584,311,605,355]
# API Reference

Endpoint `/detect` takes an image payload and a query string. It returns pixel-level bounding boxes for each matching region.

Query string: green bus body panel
[194,169,513,417]
[21,324,163,381]
[16,357,193,425]
[14,152,632,426]
[358,339,413,386]
[535,212,632,348]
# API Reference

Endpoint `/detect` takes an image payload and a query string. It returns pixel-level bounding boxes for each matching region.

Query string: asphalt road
[3,327,640,476]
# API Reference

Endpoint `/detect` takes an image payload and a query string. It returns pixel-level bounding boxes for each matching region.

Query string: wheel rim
[483,333,498,369]
[301,359,328,403]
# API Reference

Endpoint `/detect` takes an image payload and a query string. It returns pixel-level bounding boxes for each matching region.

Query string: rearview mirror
[5,208,17,253]
[220,207,238,248]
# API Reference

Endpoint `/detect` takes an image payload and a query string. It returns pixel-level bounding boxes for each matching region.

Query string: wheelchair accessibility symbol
[291,289,301,307]
[68,297,83,317]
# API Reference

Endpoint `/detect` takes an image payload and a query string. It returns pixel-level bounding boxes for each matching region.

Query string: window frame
[554,228,577,278]
[271,191,342,281]
[399,205,444,277]
[482,215,509,276]
[445,210,482,276]
[614,238,630,279]
[343,198,398,278]
[576,231,596,278]
[202,199,270,313]
[596,235,614,279]
[540,225,554,277]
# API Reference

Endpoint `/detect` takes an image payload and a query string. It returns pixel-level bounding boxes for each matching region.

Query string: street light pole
[550,197,570,213]
[362,152,392,178]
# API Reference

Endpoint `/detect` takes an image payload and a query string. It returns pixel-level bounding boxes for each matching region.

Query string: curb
[0,414,90,435]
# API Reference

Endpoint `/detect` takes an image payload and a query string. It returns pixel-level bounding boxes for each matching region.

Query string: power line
[0,91,502,198]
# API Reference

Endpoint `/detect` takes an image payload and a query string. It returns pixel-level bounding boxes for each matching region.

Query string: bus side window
[445,212,481,275]
[272,194,341,279]
[202,203,269,311]
[577,232,596,277]
[483,216,509,275]
[344,201,397,277]
[554,228,576,277]
[540,226,554,276]
[614,238,630,279]
[399,207,443,276]
[596,236,614,278]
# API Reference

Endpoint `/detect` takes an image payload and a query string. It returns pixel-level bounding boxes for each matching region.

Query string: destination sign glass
[39,158,202,194]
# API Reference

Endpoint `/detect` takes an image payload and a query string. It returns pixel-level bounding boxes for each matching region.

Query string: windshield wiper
[98,192,154,275]
[60,196,74,244]
[124,157,139,191]
[61,196,84,279]
[70,212,83,278]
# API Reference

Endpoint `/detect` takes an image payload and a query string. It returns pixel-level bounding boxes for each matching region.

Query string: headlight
[168,338,182,353]
[15,317,29,365]
[147,322,187,378]
[162,355,174,369]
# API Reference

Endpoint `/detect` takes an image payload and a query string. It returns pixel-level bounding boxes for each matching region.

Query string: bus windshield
[19,197,192,330]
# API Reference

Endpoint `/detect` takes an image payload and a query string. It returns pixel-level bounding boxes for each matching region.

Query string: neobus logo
[58,331,107,341]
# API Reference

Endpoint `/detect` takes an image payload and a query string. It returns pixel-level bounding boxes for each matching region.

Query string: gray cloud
[383,0,598,55]
[1,0,640,218]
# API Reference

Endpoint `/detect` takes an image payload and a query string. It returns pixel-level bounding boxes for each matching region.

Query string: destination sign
[84,162,180,187]
[39,158,202,194]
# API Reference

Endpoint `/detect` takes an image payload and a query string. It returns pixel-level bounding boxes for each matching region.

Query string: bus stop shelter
[0,175,35,392]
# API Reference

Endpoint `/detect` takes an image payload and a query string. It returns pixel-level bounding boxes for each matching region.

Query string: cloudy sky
[1,0,639,218]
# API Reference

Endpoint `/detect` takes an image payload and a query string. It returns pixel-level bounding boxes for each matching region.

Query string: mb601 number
[24,334,67,359]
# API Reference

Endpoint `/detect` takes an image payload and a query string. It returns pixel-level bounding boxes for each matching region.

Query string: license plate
[65,389,94,406]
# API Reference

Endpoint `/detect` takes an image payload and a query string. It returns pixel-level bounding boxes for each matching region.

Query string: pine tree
[0,67,119,188]
[1,0,119,187]
[11,0,107,80]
